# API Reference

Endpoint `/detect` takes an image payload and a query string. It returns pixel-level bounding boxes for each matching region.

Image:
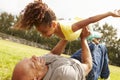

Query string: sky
[0,0,120,38]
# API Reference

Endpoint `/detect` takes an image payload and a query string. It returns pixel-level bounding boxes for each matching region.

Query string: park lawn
[0,39,120,80]
[0,39,49,80]
[109,65,120,80]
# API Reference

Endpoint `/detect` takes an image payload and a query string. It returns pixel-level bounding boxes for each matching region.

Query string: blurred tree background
[0,12,120,66]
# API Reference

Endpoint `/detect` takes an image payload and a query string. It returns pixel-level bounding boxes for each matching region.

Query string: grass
[109,65,120,80]
[0,39,120,80]
[0,39,49,80]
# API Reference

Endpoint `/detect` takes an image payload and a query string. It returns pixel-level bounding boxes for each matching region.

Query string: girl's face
[36,24,56,37]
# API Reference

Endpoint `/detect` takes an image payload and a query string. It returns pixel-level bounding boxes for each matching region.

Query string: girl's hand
[34,0,42,2]
[110,9,120,17]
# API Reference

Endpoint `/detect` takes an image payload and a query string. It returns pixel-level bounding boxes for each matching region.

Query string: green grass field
[0,39,120,80]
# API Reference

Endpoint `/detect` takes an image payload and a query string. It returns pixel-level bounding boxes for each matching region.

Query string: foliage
[0,12,15,33]
[65,40,81,55]
[92,23,120,66]
[0,12,120,65]
[0,12,80,55]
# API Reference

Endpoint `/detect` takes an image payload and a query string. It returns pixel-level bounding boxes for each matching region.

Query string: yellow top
[59,19,82,41]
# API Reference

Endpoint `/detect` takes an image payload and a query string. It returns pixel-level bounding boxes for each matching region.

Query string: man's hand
[80,27,91,39]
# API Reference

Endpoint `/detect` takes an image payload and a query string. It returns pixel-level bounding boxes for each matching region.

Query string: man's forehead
[17,58,33,70]
[22,58,31,63]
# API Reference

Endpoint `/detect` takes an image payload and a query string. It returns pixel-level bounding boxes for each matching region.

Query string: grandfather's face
[12,55,47,80]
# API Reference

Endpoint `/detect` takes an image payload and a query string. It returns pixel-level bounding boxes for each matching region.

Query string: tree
[92,22,120,66]
[0,12,15,33]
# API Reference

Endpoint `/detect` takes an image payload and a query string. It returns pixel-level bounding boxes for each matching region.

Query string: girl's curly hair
[14,1,56,30]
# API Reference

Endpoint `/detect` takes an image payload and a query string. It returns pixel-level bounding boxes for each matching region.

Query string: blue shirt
[71,42,110,80]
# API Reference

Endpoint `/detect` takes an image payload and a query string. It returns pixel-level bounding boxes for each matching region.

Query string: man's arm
[50,39,68,55]
[80,28,92,75]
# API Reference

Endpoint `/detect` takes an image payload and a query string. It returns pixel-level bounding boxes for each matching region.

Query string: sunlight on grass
[109,65,120,80]
[0,39,120,80]
[0,40,49,80]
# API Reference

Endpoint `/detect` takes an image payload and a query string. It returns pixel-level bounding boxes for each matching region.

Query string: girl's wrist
[81,37,87,40]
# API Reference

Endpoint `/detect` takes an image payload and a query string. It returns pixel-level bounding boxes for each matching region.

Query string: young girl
[14,0,120,42]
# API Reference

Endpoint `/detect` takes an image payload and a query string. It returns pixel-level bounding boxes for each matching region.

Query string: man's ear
[31,55,37,62]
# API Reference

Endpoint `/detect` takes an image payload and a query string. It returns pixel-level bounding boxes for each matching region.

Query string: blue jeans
[71,42,110,80]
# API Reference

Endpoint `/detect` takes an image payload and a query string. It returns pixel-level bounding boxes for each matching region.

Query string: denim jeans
[71,42,110,80]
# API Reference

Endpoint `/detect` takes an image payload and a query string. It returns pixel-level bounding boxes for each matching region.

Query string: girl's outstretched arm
[72,9,120,32]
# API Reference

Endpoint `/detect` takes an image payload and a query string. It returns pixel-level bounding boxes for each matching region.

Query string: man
[12,27,92,80]
[71,31,110,80]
